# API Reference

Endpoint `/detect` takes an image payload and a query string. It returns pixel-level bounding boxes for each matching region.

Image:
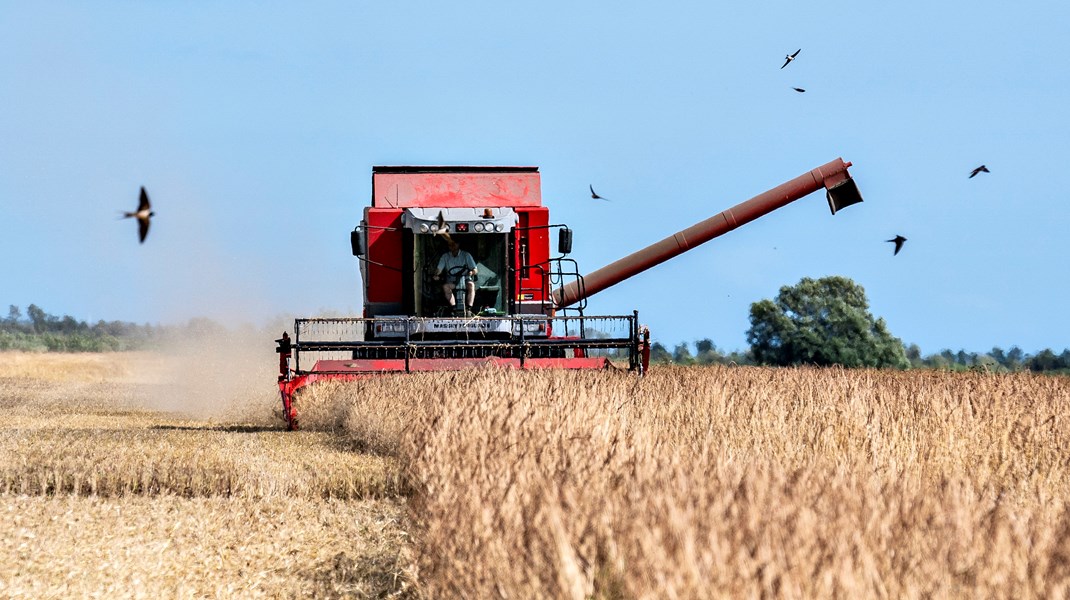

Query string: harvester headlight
[430,223,439,233]
[474,222,485,232]
[420,224,429,233]
[495,223,504,232]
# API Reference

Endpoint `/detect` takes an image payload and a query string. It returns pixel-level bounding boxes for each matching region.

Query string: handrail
[288,313,641,374]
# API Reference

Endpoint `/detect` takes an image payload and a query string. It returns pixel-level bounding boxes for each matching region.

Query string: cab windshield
[414,233,507,317]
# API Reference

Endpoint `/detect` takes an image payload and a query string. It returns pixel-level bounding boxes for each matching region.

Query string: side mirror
[558,227,573,255]
[350,228,364,256]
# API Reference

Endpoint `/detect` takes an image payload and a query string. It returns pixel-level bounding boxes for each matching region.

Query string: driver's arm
[466,253,477,277]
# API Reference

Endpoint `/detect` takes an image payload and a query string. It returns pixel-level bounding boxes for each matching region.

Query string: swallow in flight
[887,235,907,256]
[589,185,609,201]
[122,186,154,243]
[434,210,454,242]
[781,49,801,69]
[968,165,990,179]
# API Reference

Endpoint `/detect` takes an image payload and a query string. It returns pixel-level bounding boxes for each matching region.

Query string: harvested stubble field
[0,352,412,599]
[6,352,1070,598]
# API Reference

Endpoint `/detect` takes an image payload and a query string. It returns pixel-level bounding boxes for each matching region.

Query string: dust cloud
[102,179,363,425]
[134,318,294,426]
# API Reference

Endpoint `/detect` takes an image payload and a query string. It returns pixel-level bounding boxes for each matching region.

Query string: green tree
[649,342,673,364]
[1027,349,1058,372]
[927,353,951,370]
[956,350,971,367]
[972,354,1003,373]
[27,304,49,333]
[988,347,1007,369]
[746,276,909,369]
[672,342,695,365]
[904,343,924,368]
[694,339,722,365]
[1006,346,1025,371]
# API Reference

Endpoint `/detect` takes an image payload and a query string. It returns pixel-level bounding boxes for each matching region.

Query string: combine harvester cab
[277,161,864,430]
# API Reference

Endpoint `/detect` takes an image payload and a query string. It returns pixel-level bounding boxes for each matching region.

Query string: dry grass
[0,367,400,499]
[311,366,1070,599]
[0,351,166,383]
[0,495,409,599]
[0,426,399,498]
[1,351,412,598]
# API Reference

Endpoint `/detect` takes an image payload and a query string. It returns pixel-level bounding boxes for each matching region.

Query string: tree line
[0,304,233,352]
[650,276,1069,374]
[651,339,1070,374]
[0,305,161,352]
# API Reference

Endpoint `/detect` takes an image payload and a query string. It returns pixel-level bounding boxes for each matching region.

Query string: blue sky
[2,1,1067,354]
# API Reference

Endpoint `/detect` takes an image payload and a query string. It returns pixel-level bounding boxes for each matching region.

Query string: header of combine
[275,160,863,429]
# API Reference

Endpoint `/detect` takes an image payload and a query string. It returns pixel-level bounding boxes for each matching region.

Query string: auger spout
[552,157,862,308]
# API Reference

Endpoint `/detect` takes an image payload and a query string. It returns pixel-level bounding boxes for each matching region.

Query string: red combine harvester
[276,159,864,429]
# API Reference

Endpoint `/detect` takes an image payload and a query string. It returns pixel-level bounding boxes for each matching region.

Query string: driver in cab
[434,239,477,315]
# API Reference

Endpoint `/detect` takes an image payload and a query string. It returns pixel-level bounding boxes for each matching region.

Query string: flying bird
[121,186,154,244]
[434,210,453,242]
[792,87,806,93]
[589,185,609,201]
[886,235,907,256]
[781,49,801,69]
[968,165,990,178]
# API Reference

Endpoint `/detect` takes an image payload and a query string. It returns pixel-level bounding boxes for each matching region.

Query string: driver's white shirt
[437,250,476,276]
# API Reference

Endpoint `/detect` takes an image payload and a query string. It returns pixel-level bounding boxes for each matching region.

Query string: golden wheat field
[299,365,1070,599]
[5,350,1070,599]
